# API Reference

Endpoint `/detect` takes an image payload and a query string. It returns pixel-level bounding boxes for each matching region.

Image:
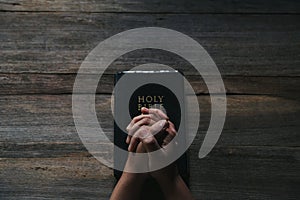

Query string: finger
[148,108,169,121]
[162,121,177,147]
[141,107,169,122]
[139,121,164,152]
[148,113,161,122]
[126,116,156,144]
[126,135,131,144]
[126,114,151,132]
[126,115,151,144]
[142,135,161,152]
[128,126,150,152]
[141,107,149,114]
[155,130,168,146]
[141,107,168,119]
[128,117,151,137]
[166,121,177,136]
[142,112,163,122]
[150,120,168,136]
[136,142,147,153]
[128,135,140,152]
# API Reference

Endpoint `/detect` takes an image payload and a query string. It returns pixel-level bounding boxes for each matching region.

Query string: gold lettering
[137,95,165,111]
[158,96,164,103]
[137,104,142,111]
[145,96,153,103]
[138,96,145,103]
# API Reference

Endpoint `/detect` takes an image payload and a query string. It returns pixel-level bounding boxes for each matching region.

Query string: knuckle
[143,136,156,145]
[139,126,150,137]
[149,114,154,120]
[167,126,177,136]
[169,130,177,136]
[132,116,139,122]
[140,125,149,132]
[128,131,134,136]
[145,118,151,124]
[141,117,147,123]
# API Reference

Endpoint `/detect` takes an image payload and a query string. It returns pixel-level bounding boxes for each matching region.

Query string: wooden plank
[1,13,299,76]
[1,1,299,199]
[0,73,299,99]
[1,146,299,200]
[1,95,299,130]
[0,156,114,199]
[1,94,299,158]
[0,147,299,199]
[0,0,299,13]
[0,94,299,199]
[189,146,300,200]
[2,126,300,159]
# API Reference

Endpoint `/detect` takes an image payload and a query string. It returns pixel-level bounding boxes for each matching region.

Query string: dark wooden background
[0,0,299,199]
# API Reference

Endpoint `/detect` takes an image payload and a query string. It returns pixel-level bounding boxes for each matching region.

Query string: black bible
[114,70,189,199]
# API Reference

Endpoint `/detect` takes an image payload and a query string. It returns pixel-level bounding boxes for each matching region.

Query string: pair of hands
[111,107,194,200]
[124,107,178,181]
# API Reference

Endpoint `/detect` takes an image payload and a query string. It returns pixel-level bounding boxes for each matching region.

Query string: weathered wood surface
[0,0,300,13]
[0,156,115,199]
[1,95,299,152]
[1,0,300,199]
[1,13,299,76]
[0,74,299,99]
[0,95,299,199]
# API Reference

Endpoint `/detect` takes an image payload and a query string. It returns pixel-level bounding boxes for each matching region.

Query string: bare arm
[128,108,195,200]
[110,172,147,200]
[111,107,194,200]
[156,170,194,200]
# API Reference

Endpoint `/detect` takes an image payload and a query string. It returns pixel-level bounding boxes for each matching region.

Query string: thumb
[150,119,168,134]
[142,136,161,152]
[141,120,167,152]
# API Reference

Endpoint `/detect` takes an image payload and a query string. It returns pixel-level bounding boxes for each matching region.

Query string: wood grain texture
[189,146,300,200]
[0,13,299,76]
[1,0,299,199]
[0,74,299,99]
[0,95,300,146]
[1,94,299,199]
[0,156,114,199]
[1,95,299,152]
[0,0,299,13]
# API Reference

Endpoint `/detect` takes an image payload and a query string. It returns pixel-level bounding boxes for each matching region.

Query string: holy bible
[114,70,189,199]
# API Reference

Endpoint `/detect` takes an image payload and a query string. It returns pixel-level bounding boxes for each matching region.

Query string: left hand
[125,107,178,181]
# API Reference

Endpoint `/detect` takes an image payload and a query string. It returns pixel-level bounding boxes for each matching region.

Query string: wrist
[156,173,180,187]
[121,172,149,183]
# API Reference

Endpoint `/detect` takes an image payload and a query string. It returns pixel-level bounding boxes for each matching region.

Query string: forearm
[110,172,146,200]
[156,174,194,200]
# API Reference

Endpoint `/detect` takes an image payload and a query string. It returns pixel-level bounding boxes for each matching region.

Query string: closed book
[114,70,189,199]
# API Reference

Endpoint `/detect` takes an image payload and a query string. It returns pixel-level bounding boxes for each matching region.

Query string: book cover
[114,70,189,199]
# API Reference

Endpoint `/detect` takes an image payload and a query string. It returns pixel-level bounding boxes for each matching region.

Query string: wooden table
[0,1,299,199]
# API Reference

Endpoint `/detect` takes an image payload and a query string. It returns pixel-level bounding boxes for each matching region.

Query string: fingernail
[128,144,131,151]
[141,107,148,112]
[164,119,169,129]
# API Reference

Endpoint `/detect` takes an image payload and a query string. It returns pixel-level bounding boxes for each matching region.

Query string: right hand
[126,107,179,181]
